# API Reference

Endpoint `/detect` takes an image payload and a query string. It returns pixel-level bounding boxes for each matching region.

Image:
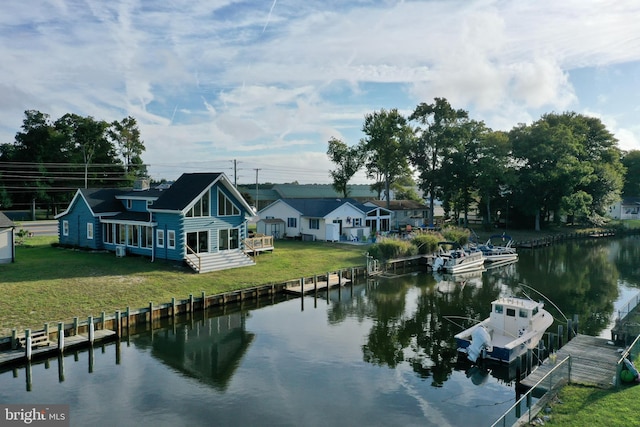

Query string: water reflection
[132,312,254,390]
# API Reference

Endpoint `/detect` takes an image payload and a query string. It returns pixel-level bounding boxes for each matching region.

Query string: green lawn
[0,236,370,336]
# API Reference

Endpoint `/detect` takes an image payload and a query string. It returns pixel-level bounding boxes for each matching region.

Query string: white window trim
[167,230,176,249]
[87,223,94,240]
[63,220,69,236]
[156,229,165,248]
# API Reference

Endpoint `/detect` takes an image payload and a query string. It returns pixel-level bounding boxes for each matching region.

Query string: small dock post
[57,322,65,352]
[171,298,176,318]
[11,329,17,350]
[25,329,32,361]
[73,317,79,336]
[115,310,121,337]
[88,316,95,344]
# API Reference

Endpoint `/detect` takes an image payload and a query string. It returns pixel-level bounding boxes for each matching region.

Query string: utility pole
[254,168,261,212]
[233,159,238,187]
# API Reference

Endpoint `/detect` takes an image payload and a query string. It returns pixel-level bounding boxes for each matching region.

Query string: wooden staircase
[185,250,256,273]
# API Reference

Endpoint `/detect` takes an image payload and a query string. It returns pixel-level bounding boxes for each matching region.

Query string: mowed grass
[0,236,370,336]
[545,383,640,426]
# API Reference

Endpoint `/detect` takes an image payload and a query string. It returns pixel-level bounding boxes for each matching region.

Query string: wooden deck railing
[244,235,274,252]
[185,244,201,271]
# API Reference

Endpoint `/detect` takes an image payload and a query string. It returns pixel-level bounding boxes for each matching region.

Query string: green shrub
[411,234,441,254]
[368,239,417,260]
[441,227,470,246]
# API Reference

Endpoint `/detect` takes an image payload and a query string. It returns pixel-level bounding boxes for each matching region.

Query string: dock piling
[57,322,64,352]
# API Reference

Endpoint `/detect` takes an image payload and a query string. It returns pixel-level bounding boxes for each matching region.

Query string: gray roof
[273,184,377,199]
[80,188,130,213]
[0,212,15,228]
[151,173,223,211]
[278,198,376,217]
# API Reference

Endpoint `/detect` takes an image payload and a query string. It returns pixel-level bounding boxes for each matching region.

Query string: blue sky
[1,0,639,185]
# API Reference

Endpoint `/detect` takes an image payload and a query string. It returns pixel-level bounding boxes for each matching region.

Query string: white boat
[454,297,553,364]
[432,241,485,274]
[473,234,518,263]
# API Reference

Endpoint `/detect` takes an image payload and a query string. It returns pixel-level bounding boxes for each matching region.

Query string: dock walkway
[0,330,116,368]
[520,334,621,390]
[285,274,351,295]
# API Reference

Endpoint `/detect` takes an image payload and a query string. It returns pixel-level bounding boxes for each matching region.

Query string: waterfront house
[257,198,391,242]
[609,197,640,220]
[55,173,261,273]
[0,212,15,264]
[364,200,432,230]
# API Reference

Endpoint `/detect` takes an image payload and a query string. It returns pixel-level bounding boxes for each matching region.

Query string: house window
[309,218,319,230]
[187,191,210,217]
[218,190,240,216]
[287,217,297,227]
[116,224,126,245]
[126,199,132,209]
[63,220,69,236]
[353,218,362,227]
[140,226,153,248]
[103,223,114,244]
[157,230,165,248]
[87,223,93,240]
[127,225,139,247]
[168,230,176,249]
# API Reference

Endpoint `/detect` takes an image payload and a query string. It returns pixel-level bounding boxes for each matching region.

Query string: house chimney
[133,178,150,191]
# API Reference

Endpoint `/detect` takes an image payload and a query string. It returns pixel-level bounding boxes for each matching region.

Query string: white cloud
[1,0,640,181]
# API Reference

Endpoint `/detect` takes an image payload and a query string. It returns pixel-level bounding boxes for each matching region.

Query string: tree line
[0,110,146,214]
[328,97,640,231]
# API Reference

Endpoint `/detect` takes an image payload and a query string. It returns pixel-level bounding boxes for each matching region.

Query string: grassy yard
[0,236,370,337]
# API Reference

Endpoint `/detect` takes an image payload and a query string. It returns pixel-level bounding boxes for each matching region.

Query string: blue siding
[129,199,149,212]
[154,212,184,261]
[58,198,102,250]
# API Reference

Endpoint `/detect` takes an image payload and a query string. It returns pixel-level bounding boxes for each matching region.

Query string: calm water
[1,236,639,427]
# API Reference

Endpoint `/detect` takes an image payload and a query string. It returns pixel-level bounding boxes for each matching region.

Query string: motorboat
[432,241,485,274]
[472,234,518,263]
[454,297,553,364]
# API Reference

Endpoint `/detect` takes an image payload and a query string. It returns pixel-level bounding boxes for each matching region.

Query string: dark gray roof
[118,188,165,199]
[279,198,374,217]
[80,188,129,213]
[0,212,15,228]
[151,173,223,211]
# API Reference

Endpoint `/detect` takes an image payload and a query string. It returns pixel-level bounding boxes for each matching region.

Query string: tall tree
[439,119,487,226]
[621,150,640,197]
[361,109,413,208]
[408,98,468,227]
[107,116,146,179]
[326,137,367,198]
[476,130,513,227]
[55,114,113,188]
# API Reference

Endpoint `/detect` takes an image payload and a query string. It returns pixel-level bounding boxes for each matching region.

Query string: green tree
[362,109,413,208]
[54,114,115,188]
[439,119,487,226]
[107,116,147,179]
[622,150,640,197]
[408,98,468,227]
[476,130,513,227]
[510,117,584,230]
[326,137,367,198]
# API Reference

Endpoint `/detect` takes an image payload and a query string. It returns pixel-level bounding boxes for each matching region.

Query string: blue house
[55,173,261,273]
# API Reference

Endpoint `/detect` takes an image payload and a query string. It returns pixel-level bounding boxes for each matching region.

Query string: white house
[257,198,391,242]
[0,212,15,264]
[609,197,640,220]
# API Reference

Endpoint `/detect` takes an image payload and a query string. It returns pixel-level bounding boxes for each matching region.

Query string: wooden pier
[520,335,621,390]
[285,273,352,295]
[0,330,116,367]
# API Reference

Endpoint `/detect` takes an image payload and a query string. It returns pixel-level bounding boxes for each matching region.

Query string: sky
[1,0,639,185]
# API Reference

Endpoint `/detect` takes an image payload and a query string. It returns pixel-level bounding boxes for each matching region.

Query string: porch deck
[244,235,274,254]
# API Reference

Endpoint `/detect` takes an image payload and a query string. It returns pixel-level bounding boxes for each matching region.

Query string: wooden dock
[520,335,621,390]
[285,274,351,295]
[0,330,116,368]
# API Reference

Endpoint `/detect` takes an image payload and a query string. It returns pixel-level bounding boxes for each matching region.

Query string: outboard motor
[466,326,492,363]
